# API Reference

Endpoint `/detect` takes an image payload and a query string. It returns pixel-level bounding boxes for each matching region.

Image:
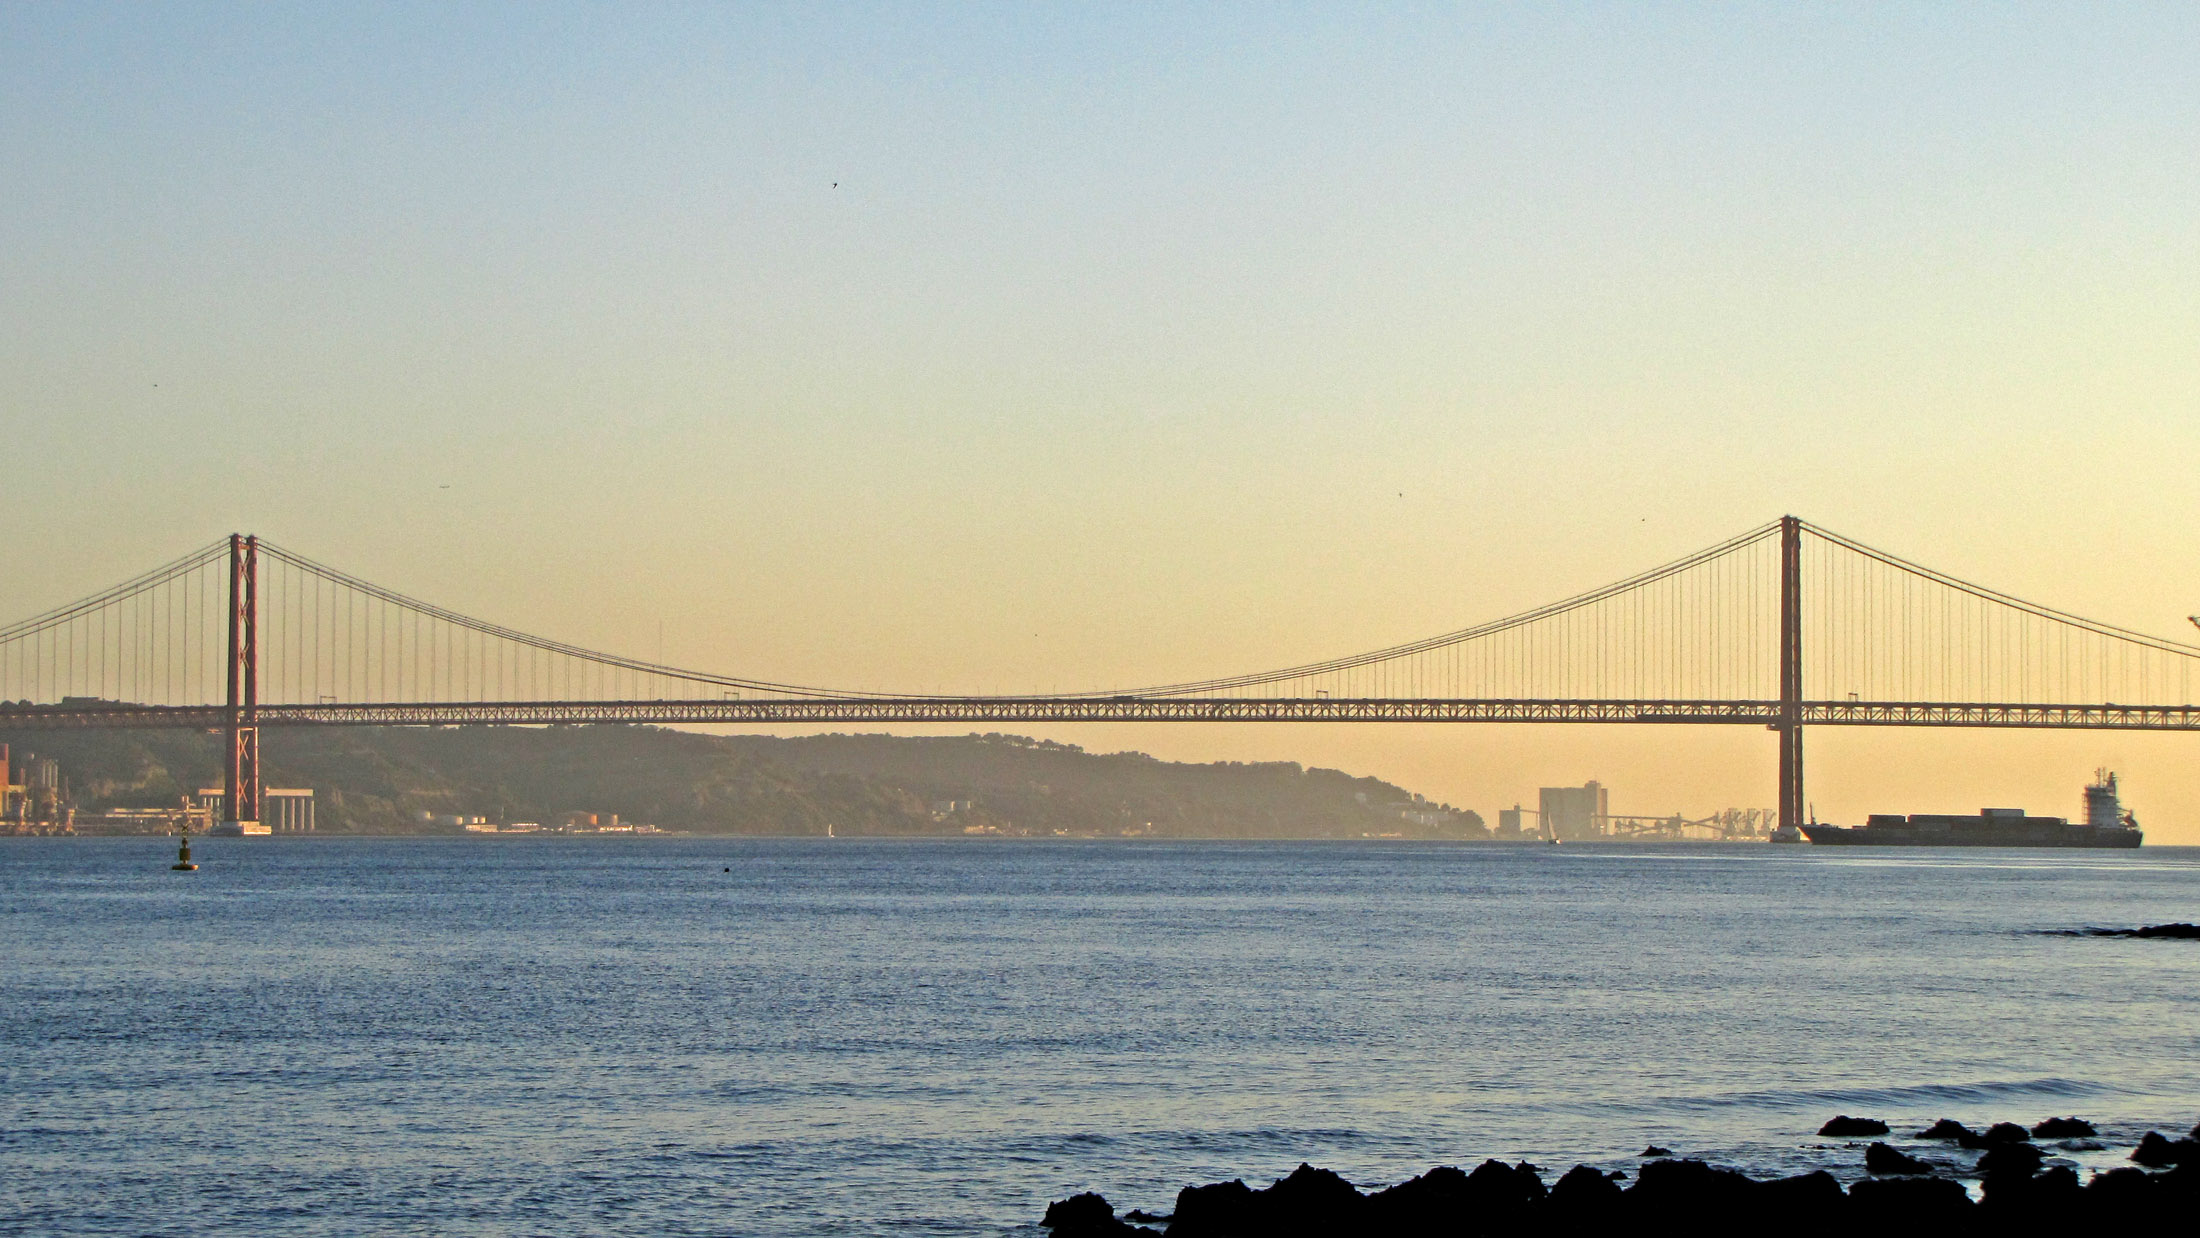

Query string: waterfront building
[1539,781,1610,841]
[1496,805,1527,838]
[193,787,316,832]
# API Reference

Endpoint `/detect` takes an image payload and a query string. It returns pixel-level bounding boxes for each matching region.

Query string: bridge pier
[221,534,261,831]
[1778,515,1804,831]
[1778,720,1803,832]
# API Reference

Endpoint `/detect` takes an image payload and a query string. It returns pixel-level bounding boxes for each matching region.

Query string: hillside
[1,726,1485,839]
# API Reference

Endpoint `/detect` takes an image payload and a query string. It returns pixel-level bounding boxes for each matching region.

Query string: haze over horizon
[5,4,2197,838]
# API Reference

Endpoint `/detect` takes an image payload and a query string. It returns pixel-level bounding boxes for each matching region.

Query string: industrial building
[1539,781,1610,841]
[1496,805,1529,839]
[193,787,317,833]
[2,743,69,833]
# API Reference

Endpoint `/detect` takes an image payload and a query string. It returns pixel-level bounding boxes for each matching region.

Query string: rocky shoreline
[1042,1115,2200,1234]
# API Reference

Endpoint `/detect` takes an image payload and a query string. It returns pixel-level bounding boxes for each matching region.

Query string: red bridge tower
[221,534,260,831]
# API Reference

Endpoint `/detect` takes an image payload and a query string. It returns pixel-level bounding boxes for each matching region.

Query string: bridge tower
[1778,515,1804,832]
[222,534,260,831]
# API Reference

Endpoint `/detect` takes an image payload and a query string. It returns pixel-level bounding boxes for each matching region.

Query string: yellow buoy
[171,832,198,872]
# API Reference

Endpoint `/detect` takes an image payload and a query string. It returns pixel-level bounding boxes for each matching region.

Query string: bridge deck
[4,699,2198,730]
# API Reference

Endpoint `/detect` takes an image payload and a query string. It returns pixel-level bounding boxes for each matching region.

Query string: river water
[4,837,2197,1235]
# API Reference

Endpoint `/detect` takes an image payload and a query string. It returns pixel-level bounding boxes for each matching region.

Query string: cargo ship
[1800,770,2142,848]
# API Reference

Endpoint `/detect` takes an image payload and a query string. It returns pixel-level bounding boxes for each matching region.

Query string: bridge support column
[1778,515,1804,831]
[1779,717,1803,830]
[222,535,260,830]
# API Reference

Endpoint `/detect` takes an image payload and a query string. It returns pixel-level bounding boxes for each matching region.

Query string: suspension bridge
[3,517,2196,832]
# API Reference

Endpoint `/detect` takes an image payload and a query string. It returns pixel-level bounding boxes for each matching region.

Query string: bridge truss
[4,519,2197,830]
[12,697,2200,731]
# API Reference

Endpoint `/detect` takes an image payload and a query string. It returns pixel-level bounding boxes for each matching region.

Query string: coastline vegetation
[0,725,1484,839]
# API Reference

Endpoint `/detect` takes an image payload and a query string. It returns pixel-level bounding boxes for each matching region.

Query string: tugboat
[1800,770,2142,848]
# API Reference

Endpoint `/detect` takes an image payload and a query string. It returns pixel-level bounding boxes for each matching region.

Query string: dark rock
[2035,1164,2082,1196]
[1256,1163,1365,1234]
[1759,1170,1844,1214]
[2089,1163,2200,1225]
[1819,1115,1890,1137]
[1626,1158,1761,1223]
[1366,1160,1542,1233]
[1044,1193,1117,1229]
[2031,1116,2096,1138]
[1628,1158,1750,1196]
[1547,1164,1624,1216]
[2131,1131,2199,1168]
[1042,1192,1153,1237]
[1123,1211,1169,1225]
[1977,1142,2046,1178]
[1110,1134,2200,1236]
[2089,1165,2158,1191]
[1910,1120,2025,1150]
[1163,1166,1373,1238]
[1864,1142,1933,1175]
[1641,1145,1672,1157]
[2086,1165,2160,1216]
[1849,1175,1973,1222]
[1365,1165,1469,1231]
[1460,1158,1546,1211]
[1982,1121,2031,1145]
[2162,1160,2200,1207]
[1983,1164,2082,1220]
[1166,1179,1254,1237]
[2125,922,2200,938]
[2058,923,2200,937]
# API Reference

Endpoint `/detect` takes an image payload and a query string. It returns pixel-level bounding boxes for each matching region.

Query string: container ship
[1799,770,2142,848]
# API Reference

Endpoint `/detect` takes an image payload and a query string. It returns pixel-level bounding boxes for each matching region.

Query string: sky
[4,3,2198,837]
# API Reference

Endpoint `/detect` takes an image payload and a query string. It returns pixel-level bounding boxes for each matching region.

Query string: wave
[1585,1077,2114,1116]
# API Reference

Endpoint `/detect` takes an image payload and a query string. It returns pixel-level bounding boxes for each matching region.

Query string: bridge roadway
[5,698,2200,730]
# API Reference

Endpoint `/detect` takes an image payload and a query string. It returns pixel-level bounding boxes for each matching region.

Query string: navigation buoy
[171,832,198,872]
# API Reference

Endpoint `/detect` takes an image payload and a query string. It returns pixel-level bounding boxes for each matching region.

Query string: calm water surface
[5,837,2198,1235]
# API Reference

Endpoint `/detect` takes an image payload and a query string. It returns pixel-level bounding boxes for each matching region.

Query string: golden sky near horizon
[3,5,2197,837]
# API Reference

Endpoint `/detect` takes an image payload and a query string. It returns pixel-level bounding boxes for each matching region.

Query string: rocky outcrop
[1978,1141,2046,1178]
[1848,1174,1972,1222]
[2071,923,2200,938]
[2132,1131,2200,1168]
[1166,1164,1370,1237]
[1043,1117,2200,1234]
[1818,1115,1890,1137]
[1981,1121,2031,1145]
[1041,1193,1158,1237]
[1864,1142,1933,1175]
